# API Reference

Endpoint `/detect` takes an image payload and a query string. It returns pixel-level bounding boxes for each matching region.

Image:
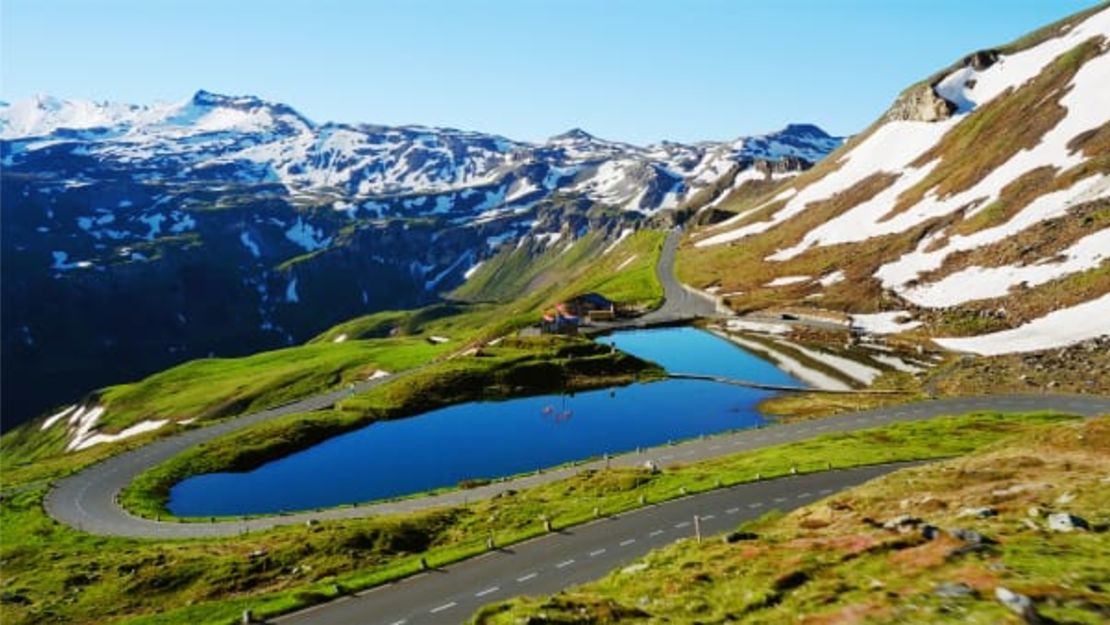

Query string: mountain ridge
[0,92,842,426]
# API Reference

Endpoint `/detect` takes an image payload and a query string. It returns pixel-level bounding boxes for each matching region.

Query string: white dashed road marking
[589,548,607,557]
[556,559,575,569]
[619,538,636,546]
[475,587,499,598]
[430,602,456,614]
[517,573,537,583]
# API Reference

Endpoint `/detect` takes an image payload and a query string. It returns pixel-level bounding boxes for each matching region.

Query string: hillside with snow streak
[680,5,1110,356]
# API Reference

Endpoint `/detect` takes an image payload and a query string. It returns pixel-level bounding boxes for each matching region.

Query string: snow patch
[285,217,332,251]
[616,254,638,271]
[42,405,77,430]
[603,228,635,255]
[934,292,1110,355]
[240,231,262,258]
[71,419,170,451]
[464,261,484,280]
[766,275,811,287]
[851,311,922,335]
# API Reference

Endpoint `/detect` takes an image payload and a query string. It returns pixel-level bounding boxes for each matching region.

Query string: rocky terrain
[680,5,1110,361]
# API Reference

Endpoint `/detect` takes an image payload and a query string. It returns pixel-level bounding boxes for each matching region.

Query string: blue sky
[1,0,1101,144]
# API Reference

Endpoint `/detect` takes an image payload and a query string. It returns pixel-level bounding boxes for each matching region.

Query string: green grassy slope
[0,411,1074,625]
[452,230,665,310]
[472,415,1110,625]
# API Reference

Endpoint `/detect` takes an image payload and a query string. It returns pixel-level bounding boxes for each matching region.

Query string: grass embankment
[120,336,661,519]
[0,338,446,485]
[473,414,1110,625]
[0,410,1071,625]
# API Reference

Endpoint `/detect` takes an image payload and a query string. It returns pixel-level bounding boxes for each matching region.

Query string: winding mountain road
[45,393,1110,539]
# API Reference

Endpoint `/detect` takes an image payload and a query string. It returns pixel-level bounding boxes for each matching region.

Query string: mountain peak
[776,123,832,139]
[549,127,596,142]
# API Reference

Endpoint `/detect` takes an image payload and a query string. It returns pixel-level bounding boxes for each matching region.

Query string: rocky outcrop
[752,155,813,177]
[884,48,999,123]
[884,83,957,123]
[963,49,1000,71]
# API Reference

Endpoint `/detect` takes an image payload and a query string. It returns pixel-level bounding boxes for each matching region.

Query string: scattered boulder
[1047,512,1090,533]
[995,587,1043,624]
[921,524,942,541]
[949,528,994,545]
[882,515,924,532]
[957,506,998,519]
[934,581,978,598]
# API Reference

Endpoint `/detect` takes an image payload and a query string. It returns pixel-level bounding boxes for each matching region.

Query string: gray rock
[882,515,924,531]
[1047,512,1090,532]
[934,581,977,598]
[949,528,994,544]
[995,587,1042,624]
[957,506,998,519]
[884,84,956,123]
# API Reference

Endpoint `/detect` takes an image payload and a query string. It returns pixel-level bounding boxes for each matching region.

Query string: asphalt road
[641,228,721,322]
[45,393,1110,539]
[586,228,721,336]
[274,463,917,625]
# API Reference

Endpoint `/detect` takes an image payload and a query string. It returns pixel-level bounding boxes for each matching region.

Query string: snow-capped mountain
[0,93,841,425]
[1,90,839,212]
[686,5,1110,356]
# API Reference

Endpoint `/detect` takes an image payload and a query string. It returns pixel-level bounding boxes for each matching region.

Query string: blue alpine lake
[167,326,803,516]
